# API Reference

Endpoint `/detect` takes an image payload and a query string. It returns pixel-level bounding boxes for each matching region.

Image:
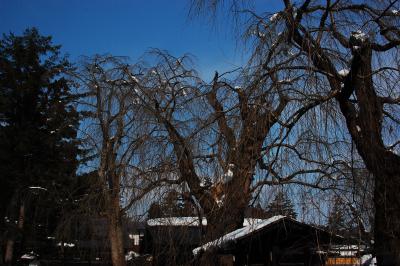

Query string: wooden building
[193,216,343,266]
[145,217,266,265]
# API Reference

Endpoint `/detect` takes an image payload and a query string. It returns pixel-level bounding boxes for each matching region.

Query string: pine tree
[327,197,347,234]
[266,191,297,219]
[156,190,196,217]
[0,28,81,263]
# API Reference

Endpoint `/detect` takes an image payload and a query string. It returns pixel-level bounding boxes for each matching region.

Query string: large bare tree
[135,49,343,244]
[277,1,400,264]
[75,55,180,266]
[191,0,400,264]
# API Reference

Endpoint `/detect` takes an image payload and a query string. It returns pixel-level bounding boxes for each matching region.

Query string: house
[193,216,343,266]
[145,217,266,265]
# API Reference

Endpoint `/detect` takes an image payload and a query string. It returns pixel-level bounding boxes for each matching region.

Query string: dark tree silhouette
[266,191,297,219]
[0,28,81,264]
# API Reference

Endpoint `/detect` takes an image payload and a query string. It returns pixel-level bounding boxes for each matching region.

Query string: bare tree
[76,45,361,264]
[74,55,180,266]
[190,0,400,263]
[273,1,400,264]
[134,48,344,247]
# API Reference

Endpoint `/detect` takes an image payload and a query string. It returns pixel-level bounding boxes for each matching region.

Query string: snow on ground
[361,254,377,265]
[21,251,38,260]
[192,215,285,255]
[28,186,47,191]
[125,251,140,261]
[57,242,75,247]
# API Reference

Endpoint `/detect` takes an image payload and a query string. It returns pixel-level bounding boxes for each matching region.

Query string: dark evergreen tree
[327,197,347,234]
[148,190,196,218]
[0,28,81,264]
[266,191,297,219]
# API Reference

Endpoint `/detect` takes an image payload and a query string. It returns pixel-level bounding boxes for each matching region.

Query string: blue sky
[0,0,284,80]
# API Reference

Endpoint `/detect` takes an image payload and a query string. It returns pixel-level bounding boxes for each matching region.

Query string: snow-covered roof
[147,217,265,227]
[147,217,207,227]
[192,215,285,255]
[330,245,366,256]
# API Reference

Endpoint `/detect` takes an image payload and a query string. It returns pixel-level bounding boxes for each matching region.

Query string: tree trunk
[205,173,252,243]
[370,153,400,266]
[347,146,400,265]
[336,46,400,266]
[4,203,25,265]
[108,197,126,266]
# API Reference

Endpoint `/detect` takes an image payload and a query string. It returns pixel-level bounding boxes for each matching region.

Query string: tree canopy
[0,28,82,264]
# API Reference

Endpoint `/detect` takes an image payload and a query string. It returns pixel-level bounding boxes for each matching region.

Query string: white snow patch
[391,9,399,15]
[147,217,207,227]
[21,253,36,260]
[225,169,233,178]
[125,251,139,261]
[223,164,235,183]
[330,244,366,256]
[0,121,10,127]
[338,69,349,77]
[278,78,293,84]
[352,30,367,42]
[147,217,265,227]
[361,254,377,265]
[256,31,266,38]
[21,251,38,260]
[130,75,139,83]
[57,242,75,247]
[270,13,279,22]
[29,186,47,191]
[216,197,224,207]
[193,215,285,255]
[133,97,141,104]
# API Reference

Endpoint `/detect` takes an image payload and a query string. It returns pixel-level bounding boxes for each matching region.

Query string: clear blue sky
[0,0,281,80]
